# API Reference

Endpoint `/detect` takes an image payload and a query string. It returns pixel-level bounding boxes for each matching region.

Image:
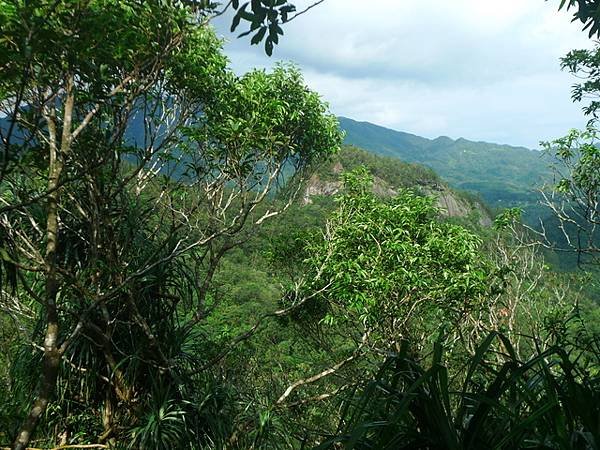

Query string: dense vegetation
[338,117,554,210]
[1,0,600,449]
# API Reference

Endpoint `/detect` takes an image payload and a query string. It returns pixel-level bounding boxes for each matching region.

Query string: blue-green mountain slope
[339,116,554,210]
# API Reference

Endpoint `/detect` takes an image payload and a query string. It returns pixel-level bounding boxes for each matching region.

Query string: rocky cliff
[303,148,493,227]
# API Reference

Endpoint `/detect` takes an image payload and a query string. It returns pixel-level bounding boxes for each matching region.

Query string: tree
[275,169,496,406]
[0,1,340,447]
[227,0,327,56]
[560,46,600,119]
[536,128,600,266]
[554,0,600,37]
[532,1,600,265]
[554,0,600,119]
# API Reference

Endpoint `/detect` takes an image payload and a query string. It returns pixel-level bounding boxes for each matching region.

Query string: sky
[213,0,594,149]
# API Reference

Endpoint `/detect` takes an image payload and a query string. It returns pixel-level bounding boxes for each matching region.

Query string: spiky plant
[316,330,600,450]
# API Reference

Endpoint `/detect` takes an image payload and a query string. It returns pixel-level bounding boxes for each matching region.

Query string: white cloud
[213,0,593,148]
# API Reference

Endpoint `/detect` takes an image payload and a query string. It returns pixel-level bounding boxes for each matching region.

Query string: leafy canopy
[293,168,493,345]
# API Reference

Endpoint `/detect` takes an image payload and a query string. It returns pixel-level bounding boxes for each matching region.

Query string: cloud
[213,0,593,148]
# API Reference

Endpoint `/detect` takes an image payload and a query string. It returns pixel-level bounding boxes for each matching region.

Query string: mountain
[0,112,548,220]
[338,117,554,211]
[304,146,493,228]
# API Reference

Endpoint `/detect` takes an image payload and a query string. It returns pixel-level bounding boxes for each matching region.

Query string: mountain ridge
[339,117,539,152]
[338,116,554,210]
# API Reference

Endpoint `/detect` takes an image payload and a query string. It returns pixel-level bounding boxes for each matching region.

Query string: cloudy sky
[214,1,593,149]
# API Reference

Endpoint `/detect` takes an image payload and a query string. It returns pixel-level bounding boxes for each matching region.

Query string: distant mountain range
[1,112,553,217]
[338,117,554,212]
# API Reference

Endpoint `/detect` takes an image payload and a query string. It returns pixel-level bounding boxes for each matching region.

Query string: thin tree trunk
[13,79,74,450]
[12,139,63,450]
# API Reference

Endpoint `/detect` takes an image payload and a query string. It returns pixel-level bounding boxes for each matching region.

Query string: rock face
[303,177,341,204]
[303,164,492,227]
[302,174,397,205]
[423,184,470,217]
[422,185,492,227]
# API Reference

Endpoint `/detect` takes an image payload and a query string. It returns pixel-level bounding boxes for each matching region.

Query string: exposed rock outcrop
[303,162,492,227]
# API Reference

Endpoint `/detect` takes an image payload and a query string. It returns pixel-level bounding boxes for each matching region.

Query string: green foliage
[556,0,600,38]
[493,207,523,231]
[543,128,600,194]
[229,0,296,55]
[293,168,493,348]
[561,46,600,118]
[129,394,192,450]
[0,0,188,100]
[0,0,340,447]
[182,63,341,181]
[539,127,600,265]
[318,328,600,449]
[314,145,441,188]
[339,117,553,211]
[2,1,600,448]
[0,315,21,442]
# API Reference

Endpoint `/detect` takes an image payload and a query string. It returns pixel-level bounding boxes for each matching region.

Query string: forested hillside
[304,146,493,227]
[339,116,554,209]
[338,118,592,269]
[2,1,600,449]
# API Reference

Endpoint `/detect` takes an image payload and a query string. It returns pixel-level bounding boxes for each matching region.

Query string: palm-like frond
[317,332,600,450]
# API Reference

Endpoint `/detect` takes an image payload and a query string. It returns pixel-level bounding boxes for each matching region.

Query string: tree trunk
[12,81,73,450]
[11,333,60,450]
[12,158,63,450]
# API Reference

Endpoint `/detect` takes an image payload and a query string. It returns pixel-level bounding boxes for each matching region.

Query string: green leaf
[251,26,267,45]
